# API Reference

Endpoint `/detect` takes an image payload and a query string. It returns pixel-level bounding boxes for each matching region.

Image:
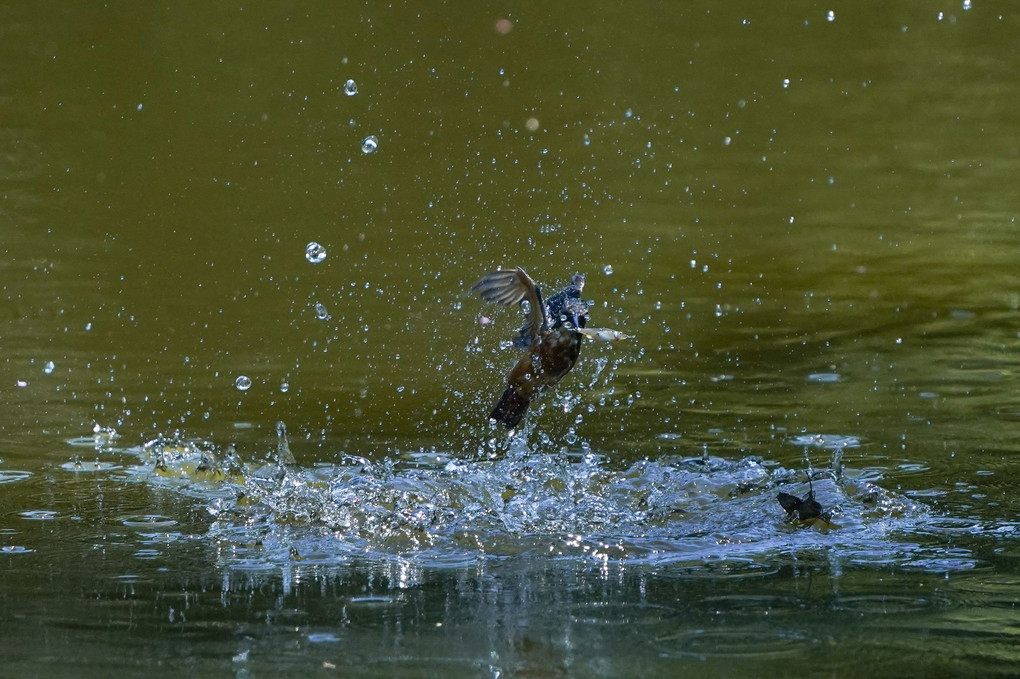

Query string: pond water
[2,3,1019,677]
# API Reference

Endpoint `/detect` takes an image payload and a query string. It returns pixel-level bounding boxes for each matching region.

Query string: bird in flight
[472,267,629,429]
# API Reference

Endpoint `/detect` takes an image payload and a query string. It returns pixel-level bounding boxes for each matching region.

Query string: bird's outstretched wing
[472,267,546,342]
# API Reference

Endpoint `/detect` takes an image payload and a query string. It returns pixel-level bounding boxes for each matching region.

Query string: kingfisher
[472,267,587,428]
[473,267,630,429]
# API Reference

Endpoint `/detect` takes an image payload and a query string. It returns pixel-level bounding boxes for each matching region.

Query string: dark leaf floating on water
[777,475,833,523]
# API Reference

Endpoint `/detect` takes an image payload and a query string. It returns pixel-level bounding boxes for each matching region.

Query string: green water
[2,3,1019,677]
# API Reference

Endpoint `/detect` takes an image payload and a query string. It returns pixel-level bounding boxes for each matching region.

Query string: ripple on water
[567,601,681,626]
[923,517,985,534]
[307,632,341,644]
[833,595,933,614]
[947,572,1020,609]
[0,470,32,484]
[133,549,162,560]
[65,436,100,447]
[361,658,493,677]
[397,449,456,467]
[659,561,782,580]
[60,460,122,473]
[654,628,818,659]
[700,594,807,615]
[348,596,400,606]
[121,515,178,528]
[19,510,58,521]
[788,433,860,449]
[0,545,34,554]
[901,553,980,571]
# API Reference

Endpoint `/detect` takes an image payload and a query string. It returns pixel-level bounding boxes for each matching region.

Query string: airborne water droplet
[343,79,358,96]
[43,361,55,374]
[305,242,327,263]
[235,375,252,391]
[361,135,379,154]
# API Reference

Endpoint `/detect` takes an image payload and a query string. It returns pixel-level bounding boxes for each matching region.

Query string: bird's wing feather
[472,267,545,341]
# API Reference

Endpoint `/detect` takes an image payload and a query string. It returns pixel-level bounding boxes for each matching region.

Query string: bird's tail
[489,385,531,429]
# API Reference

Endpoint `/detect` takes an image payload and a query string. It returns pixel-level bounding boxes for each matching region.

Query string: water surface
[2,3,1019,677]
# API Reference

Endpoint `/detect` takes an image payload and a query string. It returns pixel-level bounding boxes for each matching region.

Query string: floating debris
[777,474,833,523]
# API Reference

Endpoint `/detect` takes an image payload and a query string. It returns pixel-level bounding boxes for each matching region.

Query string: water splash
[361,135,379,154]
[95,428,973,574]
[305,242,327,264]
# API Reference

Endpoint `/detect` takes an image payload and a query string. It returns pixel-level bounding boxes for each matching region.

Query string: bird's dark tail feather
[489,386,531,429]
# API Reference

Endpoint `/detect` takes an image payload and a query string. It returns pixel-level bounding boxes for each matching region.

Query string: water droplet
[235,375,252,391]
[43,361,55,374]
[343,79,358,96]
[305,242,327,263]
[782,78,791,89]
[361,135,379,154]
[603,265,614,275]
[314,302,330,320]
[280,381,290,393]
[961,0,971,9]
[826,10,835,21]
